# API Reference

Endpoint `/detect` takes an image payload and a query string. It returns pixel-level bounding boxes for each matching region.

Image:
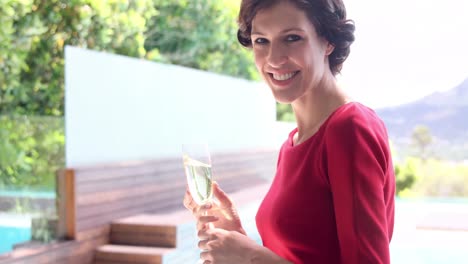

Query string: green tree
[394,158,417,196]
[0,0,274,191]
[1,0,155,190]
[0,115,64,189]
[0,0,36,114]
[411,125,433,161]
[408,159,468,197]
[0,0,156,116]
[145,0,259,80]
[1,0,262,116]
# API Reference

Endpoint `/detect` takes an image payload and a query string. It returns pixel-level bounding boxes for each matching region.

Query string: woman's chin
[271,90,298,105]
[274,97,296,105]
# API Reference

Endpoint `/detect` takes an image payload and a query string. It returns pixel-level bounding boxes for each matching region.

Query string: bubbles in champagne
[183,155,213,204]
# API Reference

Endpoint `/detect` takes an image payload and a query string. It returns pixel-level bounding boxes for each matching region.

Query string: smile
[272,71,299,81]
[267,71,300,87]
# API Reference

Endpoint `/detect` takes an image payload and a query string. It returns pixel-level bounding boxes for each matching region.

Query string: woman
[183,0,395,263]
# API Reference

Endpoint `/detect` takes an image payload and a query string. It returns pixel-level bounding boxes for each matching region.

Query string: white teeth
[272,72,296,81]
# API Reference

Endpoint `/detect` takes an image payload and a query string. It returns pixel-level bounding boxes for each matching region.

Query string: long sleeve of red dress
[256,102,395,264]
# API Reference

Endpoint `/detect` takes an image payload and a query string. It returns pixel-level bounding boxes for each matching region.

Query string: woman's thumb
[213,181,233,207]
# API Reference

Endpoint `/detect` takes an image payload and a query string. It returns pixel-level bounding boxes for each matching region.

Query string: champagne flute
[182,144,213,205]
[182,144,214,263]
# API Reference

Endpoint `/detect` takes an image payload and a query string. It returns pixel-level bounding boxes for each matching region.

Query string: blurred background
[0,0,467,263]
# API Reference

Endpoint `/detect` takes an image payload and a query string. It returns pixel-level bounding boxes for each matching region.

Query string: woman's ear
[325,42,335,56]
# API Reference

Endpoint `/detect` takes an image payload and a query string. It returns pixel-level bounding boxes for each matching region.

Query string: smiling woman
[249,6,333,104]
[182,0,397,264]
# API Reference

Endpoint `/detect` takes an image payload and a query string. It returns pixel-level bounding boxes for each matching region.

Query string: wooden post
[56,169,76,239]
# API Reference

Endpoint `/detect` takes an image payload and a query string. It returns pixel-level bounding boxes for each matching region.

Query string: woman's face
[251,1,333,104]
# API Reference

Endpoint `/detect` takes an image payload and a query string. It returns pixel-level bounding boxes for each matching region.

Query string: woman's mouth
[268,71,299,86]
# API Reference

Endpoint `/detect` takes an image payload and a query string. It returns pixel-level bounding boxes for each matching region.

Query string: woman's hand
[198,227,259,264]
[198,227,293,264]
[183,182,246,235]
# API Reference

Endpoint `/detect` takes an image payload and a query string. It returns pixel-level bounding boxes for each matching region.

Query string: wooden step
[110,211,193,247]
[94,244,174,264]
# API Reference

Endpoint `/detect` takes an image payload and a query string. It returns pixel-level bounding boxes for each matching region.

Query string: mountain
[414,78,468,108]
[375,77,468,159]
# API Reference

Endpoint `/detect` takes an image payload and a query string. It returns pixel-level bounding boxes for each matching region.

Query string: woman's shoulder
[325,102,388,138]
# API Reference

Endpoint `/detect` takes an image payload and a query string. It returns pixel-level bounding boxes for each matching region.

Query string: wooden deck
[0,149,277,264]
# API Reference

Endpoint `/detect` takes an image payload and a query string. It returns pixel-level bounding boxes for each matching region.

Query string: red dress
[256,102,395,264]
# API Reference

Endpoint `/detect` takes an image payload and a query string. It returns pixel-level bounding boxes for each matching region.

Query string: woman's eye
[286,35,302,42]
[254,38,268,45]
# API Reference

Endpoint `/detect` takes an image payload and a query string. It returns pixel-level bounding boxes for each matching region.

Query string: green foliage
[0,0,156,116]
[145,0,259,80]
[11,197,33,214]
[31,216,57,243]
[0,0,266,192]
[411,159,468,197]
[0,0,35,113]
[410,125,433,161]
[394,158,417,196]
[276,103,295,122]
[394,157,468,197]
[0,115,64,189]
[1,0,261,117]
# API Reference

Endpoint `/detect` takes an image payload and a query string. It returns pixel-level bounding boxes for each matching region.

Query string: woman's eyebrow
[251,27,306,35]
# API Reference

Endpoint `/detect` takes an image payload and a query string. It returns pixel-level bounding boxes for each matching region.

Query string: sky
[339,0,468,109]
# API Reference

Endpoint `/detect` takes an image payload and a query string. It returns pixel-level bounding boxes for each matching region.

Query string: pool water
[0,189,55,199]
[0,226,31,254]
[0,188,53,255]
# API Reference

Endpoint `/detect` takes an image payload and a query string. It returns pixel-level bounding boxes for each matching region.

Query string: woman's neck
[291,75,350,146]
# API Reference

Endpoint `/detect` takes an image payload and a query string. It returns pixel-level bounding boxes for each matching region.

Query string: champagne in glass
[182,144,214,264]
[183,154,213,205]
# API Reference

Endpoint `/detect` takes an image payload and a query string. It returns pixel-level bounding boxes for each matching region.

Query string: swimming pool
[0,188,54,255]
[0,212,33,255]
[0,189,55,199]
[0,226,31,254]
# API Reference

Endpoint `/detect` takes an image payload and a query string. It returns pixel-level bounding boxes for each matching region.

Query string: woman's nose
[267,43,288,68]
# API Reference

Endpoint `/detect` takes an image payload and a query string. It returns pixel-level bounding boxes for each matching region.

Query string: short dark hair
[237,0,355,75]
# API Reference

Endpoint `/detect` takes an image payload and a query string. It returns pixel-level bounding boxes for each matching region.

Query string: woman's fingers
[197,215,219,230]
[200,251,212,262]
[196,203,212,215]
[198,227,210,240]
[183,189,202,214]
[198,238,210,250]
[183,189,195,210]
[213,182,233,207]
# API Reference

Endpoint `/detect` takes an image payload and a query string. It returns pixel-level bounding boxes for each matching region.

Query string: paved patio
[209,194,468,264]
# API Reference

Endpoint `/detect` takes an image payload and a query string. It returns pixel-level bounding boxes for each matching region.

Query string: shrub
[0,115,64,190]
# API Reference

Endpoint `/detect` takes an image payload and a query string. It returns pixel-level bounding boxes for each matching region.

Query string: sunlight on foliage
[0,116,64,190]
